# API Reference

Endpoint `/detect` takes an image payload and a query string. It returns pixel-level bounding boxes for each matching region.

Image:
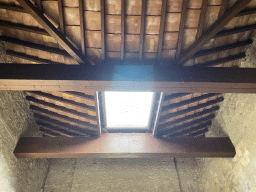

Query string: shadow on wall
[0,91,49,192]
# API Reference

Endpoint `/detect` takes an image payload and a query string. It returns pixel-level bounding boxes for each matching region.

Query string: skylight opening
[104,92,155,129]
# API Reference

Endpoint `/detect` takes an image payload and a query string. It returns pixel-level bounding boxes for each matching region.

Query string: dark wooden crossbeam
[0,2,26,12]
[27,96,97,121]
[214,24,256,38]
[120,0,125,60]
[159,106,219,130]
[158,114,215,136]
[160,97,223,123]
[192,39,252,58]
[5,50,62,64]
[27,91,95,111]
[236,8,256,17]
[196,0,208,39]
[39,127,60,137]
[178,0,252,64]
[16,0,89,64]
[1,36,70,56]
[0,20,49,36]
[34,113,98,135]
[164,93,191,102]
[196,52,246,67]
[2,64,256,93]
[167,121,211,137]
[58,0,65,35]
[162,93,219,112]
[14,134,236,158]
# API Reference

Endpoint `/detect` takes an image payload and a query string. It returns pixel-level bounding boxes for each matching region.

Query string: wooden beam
[101,0,105,61]
[0,36,70,57]
[192,39,252,58]
[153,92,164,136]
[196,52,246,67]
[5,50,62,64]
[139,0,147,60]
[94,91,101,137]
[164,93,191,102]
[236,8,256,17]
[79,0,86,56]
[13,134,236,158]
[0,2,26,12]
[159,106,219,129]
[58,0,65,35]
[176,0,189,58]
[2,64,256,93]
[0,20,49,36]
[157,0,167,60]
[167,121,211,137]
[120,0,125,60]
[178,0,252,64]
[16,0,88,64]
[196,0,208,39]
[160,97,223,123]
[158,114,215,136]
[214,24,256,38]
[162,93,219,112]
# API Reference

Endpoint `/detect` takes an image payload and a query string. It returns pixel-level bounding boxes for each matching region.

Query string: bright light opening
[104,92,154,129]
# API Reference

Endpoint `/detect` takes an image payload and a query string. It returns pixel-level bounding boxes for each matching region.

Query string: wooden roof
[1,0,256,138]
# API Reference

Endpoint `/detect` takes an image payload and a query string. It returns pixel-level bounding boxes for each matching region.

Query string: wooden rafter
[120,0,125,60]
[0,20,49,36]
[139,0,147,60]
[101,0,105,61]
[157,0,167,60]
[176,0,189,58]
[16,0,89,64]
[14,134,236,158]
[2,64,256,93]
[79,0,86,56]
[58,0,65,35]
[196,0,208,39]
[178,0,252,64]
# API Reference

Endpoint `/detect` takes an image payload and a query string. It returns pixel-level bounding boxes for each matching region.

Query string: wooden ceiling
[1,0,256,141]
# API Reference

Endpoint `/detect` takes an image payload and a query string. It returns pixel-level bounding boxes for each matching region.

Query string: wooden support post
[139,0,147,60]
[120,0,125,60]
[157,0,167,60]
[101,0,106,62]
[13,134,236,158]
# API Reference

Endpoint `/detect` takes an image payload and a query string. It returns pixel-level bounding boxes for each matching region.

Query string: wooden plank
[158,114,215,136]
[14,134,236,158]
[160,97,223,123]
[164,93,191,102]
[0,36,70,57]
[16,0,88,64]
[237,8,256,17]
[214,24,256,38]
[162,93,219,112]
[120,0,125,60]
[196,52,246,66]
[153,92,164,136]
[0,2,26,12]
[5,50,62,64]
[34,113,98,135]
[58,0,65,35]
[159,106,219,129]
[94,91,101,137]
[167,121,211,137]
[0,20,49,36]
[157,0,167,60]
[176,0,189,58]
[178,0,252,64]
[196,0,208,39]
[192,39,252,58]
[79,0,86,56]
[3,64,256,93]
[139,0,147,60]
[101,0,105,61]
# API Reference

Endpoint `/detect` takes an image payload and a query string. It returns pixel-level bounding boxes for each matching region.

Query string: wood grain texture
[14,134,236,158]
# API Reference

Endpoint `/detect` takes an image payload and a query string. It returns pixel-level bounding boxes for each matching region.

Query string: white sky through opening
[104,92,154,129]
